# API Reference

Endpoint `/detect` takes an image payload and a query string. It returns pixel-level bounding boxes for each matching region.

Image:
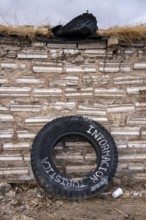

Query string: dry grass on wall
[98,25,146,42]
[0,24,146,42]
[0,25,53,39]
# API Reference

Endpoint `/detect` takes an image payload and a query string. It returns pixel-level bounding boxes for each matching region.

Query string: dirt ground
[0,182,146,220]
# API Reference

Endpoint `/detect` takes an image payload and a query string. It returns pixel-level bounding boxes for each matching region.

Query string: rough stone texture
[0,37,146,182]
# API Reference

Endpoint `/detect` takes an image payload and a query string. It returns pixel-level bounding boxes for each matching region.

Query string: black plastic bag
[52,13,98,38]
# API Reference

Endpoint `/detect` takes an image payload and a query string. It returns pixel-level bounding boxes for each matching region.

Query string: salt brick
[10,104,41,112]
[17,51,47,59]
[117,163,128,169]
[47,43,77,49]
[0,77,8,84]
[141,130,146,136]
[34,88,62,97]
[107,104,135,113]
[111,127,140,136]
[95,88,124,97]
[0,104,8,111]
[119,154,146,160]
[127,117,146,125]
[128,141,146,148]
[129,162,145,171]
[99,67,120,73]
[25,115,55,123]
[66,165,95,173]
[127,86,146,94]
[114,76,143,85]
[84,49,106,55]
[0,87,31,97]
[0,169,28,175]
[63,49,79,54]
[0,114,14,121]
[133,63,146,70]
[0,130,13,138]
[89,116,108,122]
[48,102,76,111]
[65,65,96,73]
[33,66,63,73]
[55,154,83,161]
[17,131,36,139]
[78,42,106,49]
[1,63,17,69]
[16,77,45,84]
[3,142,30,150]
[0,155,22,161]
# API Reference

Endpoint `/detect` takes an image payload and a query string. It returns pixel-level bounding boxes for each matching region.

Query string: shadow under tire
[31,116,118,200]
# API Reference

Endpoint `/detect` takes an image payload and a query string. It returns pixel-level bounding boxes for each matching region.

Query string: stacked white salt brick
[0,36,146,182]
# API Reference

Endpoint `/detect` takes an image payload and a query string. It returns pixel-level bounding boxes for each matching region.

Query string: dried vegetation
[0,25,53,39]
[0,24,146,42]
[98,25,146,42]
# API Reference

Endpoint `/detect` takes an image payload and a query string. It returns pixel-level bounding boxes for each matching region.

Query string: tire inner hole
[52,135,97,179]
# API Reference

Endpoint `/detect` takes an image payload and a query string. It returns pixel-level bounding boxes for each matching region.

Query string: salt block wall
[0,36,146,182]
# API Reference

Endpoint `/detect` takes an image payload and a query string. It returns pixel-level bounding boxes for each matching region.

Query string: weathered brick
[99,62,120,73]
[88,116,109,123]
[66,165,95,173]
[114,76,143,85]
[78,42,106,49]
[127,86,146,94]
[107,37,118,47]
[141,130,146,136]
[25,115,55,124]
[16,76,45,84]
[119,154,146,160]
[0,168,28,175]
[107,104,135,113]
[127,116,146,125]
[65,87,94,97]
[0,87,31,97]
[116,142,127,149]
[0,76,8,84]
[17,50,47,59]
[3,142,30,150]
[111,127,140,136]
[133,62,146,70]
[1,63,17,69]
[0,104,8,111]
[17,130,36,139]
[0,114,14,121]
[10,104,41,112]
[84,49,106,57]
[49,49,63,58]
[117,163,128,170]
[55,154,83,161]
[0,155,22,161]
[34,88,62,97]
[0,130,13,139]
[95,88,124,97]
[63,49,79,55]
[128,141,146,148]
[128,162,145,171]
[47,43,77,49]
[48,102,76,111]
[65,65,96,73]
[135,102,146,111]
[33,66,63,73]
[77,104,106,115]
[31,42,46,47]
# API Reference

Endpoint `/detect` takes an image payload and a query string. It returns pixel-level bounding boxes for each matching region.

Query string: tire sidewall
[31,116,118,197]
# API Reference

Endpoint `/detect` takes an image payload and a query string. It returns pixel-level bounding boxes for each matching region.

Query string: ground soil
[0,182,146,220]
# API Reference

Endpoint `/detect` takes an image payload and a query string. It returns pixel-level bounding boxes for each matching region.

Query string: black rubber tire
[31,116,118,200]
